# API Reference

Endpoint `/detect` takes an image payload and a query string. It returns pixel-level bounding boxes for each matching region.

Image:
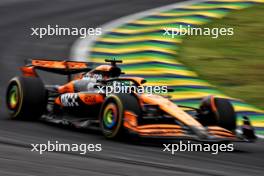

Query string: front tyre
[99,94,141,139]
[199,96,236,131]
[100,94,124,139]
[6,76,47,120]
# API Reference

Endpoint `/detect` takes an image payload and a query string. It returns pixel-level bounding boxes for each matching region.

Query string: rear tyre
[99,93,141,139]
[6,76,47,120]
[200,96,236,131]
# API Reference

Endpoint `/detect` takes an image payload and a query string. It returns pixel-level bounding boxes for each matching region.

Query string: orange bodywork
[207,126,236,138]
[124,111,184,137]
[20,59,90,78]
[55,97,62,106]
[20,66,37,77]
[78,93,104,105]
[123,109,236,139]
[58,82,75,93]
[140,94,203,128]
[32,59,88,69]
[54,93,104,107]
[94,65,112,72]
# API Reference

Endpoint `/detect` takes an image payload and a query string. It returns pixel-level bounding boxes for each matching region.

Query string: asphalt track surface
[0,0,263,175]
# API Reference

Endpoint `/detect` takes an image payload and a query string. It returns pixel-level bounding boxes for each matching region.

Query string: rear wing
[21,59,92,80]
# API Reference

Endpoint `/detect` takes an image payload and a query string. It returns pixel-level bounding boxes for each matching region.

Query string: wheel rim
[8,85,19,110]
[103,103,118,129]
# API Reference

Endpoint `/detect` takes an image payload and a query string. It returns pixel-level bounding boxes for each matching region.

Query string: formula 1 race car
[6,59,256,142]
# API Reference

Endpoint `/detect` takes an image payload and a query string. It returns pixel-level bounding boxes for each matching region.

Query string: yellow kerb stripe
[91,47,177,55]
[125,70,197,77]
[96,36,182,44]
[91,58,182,65]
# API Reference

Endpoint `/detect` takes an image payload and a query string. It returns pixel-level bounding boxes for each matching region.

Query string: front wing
[123,111,249,142]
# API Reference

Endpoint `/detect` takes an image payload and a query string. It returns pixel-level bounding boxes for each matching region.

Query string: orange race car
[6,59,256,142]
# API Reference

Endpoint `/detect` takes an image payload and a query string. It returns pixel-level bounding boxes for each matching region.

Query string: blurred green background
[178,5,264,110]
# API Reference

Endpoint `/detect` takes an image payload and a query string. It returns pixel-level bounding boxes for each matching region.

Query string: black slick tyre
[200,96,236,131]
[6,76,47,120]
[99,93,141,139]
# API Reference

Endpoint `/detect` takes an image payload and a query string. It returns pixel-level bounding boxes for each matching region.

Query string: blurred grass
[177,5,264,109]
